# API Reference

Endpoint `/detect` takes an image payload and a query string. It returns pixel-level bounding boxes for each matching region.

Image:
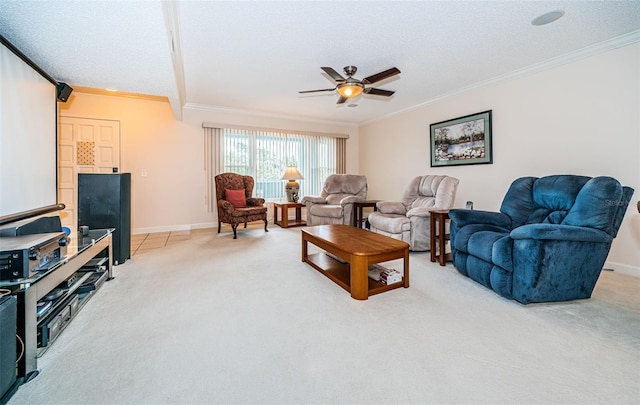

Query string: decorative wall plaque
[77,141,95,165]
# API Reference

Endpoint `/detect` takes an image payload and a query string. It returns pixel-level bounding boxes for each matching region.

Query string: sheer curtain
[204,124,347,211]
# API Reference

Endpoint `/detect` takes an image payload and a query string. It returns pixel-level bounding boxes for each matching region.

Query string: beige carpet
[7,224,640,405]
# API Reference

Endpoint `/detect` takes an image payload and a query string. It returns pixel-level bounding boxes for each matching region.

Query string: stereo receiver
[0,232,68,281]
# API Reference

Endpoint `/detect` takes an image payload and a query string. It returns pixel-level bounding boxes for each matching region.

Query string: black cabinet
[0,296,17,402]
[78,173,131,265]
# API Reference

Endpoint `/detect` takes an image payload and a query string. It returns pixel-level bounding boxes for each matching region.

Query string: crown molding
[184,102,359,128]
[360,30,640,127]
[71,86,169,103]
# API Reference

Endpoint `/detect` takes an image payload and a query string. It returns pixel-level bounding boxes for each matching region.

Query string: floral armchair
[215,173,268,239]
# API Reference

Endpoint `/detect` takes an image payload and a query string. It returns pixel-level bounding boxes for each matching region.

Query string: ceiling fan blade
[362,67,401,85]
[336,96,347,104]
[364,88,395,97]
[299,88,336,94]
[321,66,346,82]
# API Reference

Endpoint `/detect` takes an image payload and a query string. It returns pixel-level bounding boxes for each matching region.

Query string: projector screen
[0,35,59,224]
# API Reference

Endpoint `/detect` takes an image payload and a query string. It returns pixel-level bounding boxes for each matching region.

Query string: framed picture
[430,110,493,167]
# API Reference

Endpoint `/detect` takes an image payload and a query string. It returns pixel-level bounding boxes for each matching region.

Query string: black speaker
[56,82,73,102]
[0,215,62,237]
[0,296,17,400]
[78,173,131,265]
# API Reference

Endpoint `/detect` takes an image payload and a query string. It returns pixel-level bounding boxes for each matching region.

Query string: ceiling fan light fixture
[336,83,364,98]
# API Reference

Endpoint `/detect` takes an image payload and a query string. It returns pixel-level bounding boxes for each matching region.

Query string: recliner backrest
[320,174,368,204]
[563,176,628,236]
[500,175,630,236]
[527,175,591,225]
[401,175,459,210]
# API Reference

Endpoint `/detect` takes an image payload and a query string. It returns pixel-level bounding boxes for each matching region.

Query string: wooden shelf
[275,219,306,228]
[305,252,405,297]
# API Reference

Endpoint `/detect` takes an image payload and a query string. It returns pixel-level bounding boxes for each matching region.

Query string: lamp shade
[280,166,304,180]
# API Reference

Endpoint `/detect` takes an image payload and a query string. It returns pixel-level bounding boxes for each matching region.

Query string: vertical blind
[204,126,346,210]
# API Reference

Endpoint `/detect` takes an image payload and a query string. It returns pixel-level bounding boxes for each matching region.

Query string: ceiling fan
[299,66,401,104]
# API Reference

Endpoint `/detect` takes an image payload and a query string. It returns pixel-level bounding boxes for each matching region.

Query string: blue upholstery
[449,175,634,304]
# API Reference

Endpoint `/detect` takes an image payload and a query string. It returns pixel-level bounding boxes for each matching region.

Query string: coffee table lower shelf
[304,252,405,297]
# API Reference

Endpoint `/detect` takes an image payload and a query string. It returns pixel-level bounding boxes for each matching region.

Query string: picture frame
[430,110,493,167]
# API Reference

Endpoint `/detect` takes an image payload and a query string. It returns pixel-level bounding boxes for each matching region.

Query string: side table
[430,210,451,266]
[352,200,381,228]
[274,202,306,228]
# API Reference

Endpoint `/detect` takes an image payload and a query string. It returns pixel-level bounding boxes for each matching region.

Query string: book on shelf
[380,268,403,285]
[368,264,384,281]
[368,264,402,284]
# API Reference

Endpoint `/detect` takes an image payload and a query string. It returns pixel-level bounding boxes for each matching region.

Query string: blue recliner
[449,175,634,304]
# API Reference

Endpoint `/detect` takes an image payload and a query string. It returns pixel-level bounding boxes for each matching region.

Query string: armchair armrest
[406,206,432,218]
[448,209,512,229]
[217,200,234,215]
[247,197,265,206]
[377,201,407,215]
[340,196,364,206]
[510,223,613,243]
[301,196,326,204]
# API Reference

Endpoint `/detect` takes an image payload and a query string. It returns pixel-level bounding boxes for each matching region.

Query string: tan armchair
[301,174,368,226]
[368,175,459,251]
[215,173,268,239]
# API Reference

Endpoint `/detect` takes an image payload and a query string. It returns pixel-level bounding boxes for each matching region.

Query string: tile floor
[131,229,198,256]
[131,224,271,255]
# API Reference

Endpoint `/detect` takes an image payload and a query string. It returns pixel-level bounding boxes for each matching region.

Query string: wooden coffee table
[301,224,409,300]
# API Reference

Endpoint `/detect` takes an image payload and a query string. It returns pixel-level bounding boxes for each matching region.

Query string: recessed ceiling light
[347,104,358,108]
[531,10,565,26]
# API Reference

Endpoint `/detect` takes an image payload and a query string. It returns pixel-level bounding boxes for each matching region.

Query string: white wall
[57,43,638,272]
[359,43,640,274]
[59,94,359,234]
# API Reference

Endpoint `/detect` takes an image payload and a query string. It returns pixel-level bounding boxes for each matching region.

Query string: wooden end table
[352,200,381,228]
[274,202,306,228]
[430,210,451,266]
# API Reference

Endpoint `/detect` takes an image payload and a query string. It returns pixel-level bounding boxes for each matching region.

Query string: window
[204,126,346,209]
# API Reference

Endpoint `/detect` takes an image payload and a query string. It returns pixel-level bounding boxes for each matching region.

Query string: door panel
[57,117,121,232]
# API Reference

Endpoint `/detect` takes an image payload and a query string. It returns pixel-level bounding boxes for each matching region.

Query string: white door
[58,117,121,232]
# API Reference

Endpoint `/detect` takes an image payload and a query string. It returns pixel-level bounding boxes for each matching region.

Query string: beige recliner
[301,174,368,226]
[368,175,459,251]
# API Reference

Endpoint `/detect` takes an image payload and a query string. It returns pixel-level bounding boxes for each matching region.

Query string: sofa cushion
[467,230,507,263]
[309,204,343,218]
[452,224,509,253]
[368,213,410,234]
[230,206,267,217]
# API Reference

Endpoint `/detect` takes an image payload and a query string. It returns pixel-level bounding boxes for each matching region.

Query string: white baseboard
[132,222,216,235]
[603,260,640,278]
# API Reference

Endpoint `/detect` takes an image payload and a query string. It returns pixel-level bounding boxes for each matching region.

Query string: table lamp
[281,166,304,202]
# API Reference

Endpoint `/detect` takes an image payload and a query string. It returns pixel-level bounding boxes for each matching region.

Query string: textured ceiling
[1,1,639,125]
